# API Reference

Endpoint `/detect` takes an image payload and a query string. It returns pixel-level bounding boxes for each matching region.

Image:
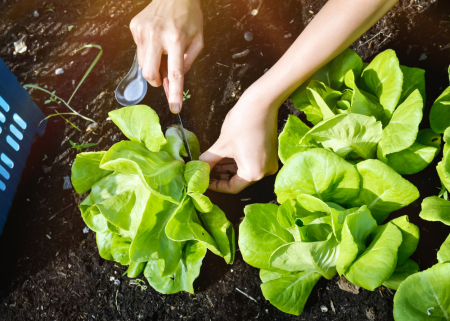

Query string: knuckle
[142,70,157,82]
[169,70,184,82]
[247,170,265,182]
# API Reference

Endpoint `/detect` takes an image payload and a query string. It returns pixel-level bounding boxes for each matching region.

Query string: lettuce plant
[394,196,450,320]
[281,48,439,175]
[71,105,235,294]
[239,148,420,316]
[392,125,450,320]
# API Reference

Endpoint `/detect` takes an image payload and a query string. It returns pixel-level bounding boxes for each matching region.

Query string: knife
[163,78,193,161]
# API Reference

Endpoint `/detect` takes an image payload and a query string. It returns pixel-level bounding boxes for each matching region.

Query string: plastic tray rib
[0,58,47,235]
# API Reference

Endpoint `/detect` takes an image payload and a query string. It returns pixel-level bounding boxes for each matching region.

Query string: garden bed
[0,0,449,320]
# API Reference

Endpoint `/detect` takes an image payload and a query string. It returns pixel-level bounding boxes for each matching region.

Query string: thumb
[199,150,224,172]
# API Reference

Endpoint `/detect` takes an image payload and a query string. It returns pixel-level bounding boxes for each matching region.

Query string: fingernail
[171,103,180,113]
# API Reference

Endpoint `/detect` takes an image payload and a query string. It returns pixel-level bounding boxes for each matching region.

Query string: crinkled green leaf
[239,204,295,270]
[144,241,206,294]
[336,206,377,275]
[96,230,115,261]
[344,222,402,291]
[85,172,150,236]
[129,194,184,277]
[111,234,132,265]
[438,234,450,264]
[277,200,303,241]
[306,81,341,120]
[300,114,382,159]
[278,115,312,164]
[383,259,419,290]
[290,48,362,125]
[331,205,370,243]
[384,142,437,175]
[393,263,450,320]
[430,86,450,134]
[80,194,108,233]
[71,151,111,194]
[162,126,200,161]
[314,48,363,90]
[390,216,419,265]
[378,89,424,157]
[344,70,387,124]
[361,49,403,119]
[184,161,210,194]
[198,205,235,264]
[417,128,442,156]
[100,141,185,204]
[275,149,360,204]
[260,271,322,316]
[125,261,146,278]
[189,193,214,213]
[165,198,222,257]
[350,160,420,223]
[438,148,450,192]
[269,234,339,279]
[108,105,166,152]
[419,196,450,226]
[399,65,426,105]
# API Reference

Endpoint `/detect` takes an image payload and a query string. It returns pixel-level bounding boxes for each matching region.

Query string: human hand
[130,0,203,113]
[199,89,280,194]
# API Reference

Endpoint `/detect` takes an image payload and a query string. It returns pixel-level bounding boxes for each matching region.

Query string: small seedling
[44,5,54,13]
[42,154,48,161]
[70,140,96,151]
[183,90,191,101]
[24,44,103,131]
[129,279,148,291]
[68,26,74,32]
[438,185,448,200]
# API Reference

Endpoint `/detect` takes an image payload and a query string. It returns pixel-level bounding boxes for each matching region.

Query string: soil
[0,0,449,320]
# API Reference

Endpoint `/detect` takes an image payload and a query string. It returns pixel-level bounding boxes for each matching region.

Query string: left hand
[199,88,279,194]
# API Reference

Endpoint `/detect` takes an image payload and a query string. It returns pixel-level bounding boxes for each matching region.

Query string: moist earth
[0,0,449,320]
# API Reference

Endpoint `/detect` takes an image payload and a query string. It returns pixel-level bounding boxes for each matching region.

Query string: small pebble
[114,279,121,286]
[251,9,258,16]
[55,68,64,75]
[244,31,253,41]
[230,269,234,272]
[86,122,99,132]
[110,276,115,281]
[232,49,250,59]
[320,305,328,313]
[419,53,427,61]
[63,176,72,190]
[284,33,292,38]
[33,10,39,18]
[83,227,89,234]
[106,117,111,121]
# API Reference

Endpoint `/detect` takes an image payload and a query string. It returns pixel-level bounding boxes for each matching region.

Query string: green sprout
[183,90,191,101]
[42,154,48,161]
[24,44,103,131]
[69,140,97,151]
[44,5,55,13]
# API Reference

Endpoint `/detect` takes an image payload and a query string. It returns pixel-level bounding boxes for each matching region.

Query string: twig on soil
[197,54,210,63]
[236,288,257,302]
[377,33,392,47]
[216,62,229,67]
[115,289,120,313]
[358,27,387,47]
[206,295,214,307]
[48,203,74,220]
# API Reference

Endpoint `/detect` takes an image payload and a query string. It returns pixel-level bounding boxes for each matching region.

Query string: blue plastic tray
[0,58,47,235]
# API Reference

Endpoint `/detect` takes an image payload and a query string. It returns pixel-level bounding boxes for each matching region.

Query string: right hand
[130,0,204,114]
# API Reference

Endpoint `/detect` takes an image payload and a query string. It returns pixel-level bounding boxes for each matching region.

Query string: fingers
[199,150,224,171]
[214,163,238,174]
[209,174,253,194]
[184,35,204,73]
[142,44,163,87]
[167,45,185,114]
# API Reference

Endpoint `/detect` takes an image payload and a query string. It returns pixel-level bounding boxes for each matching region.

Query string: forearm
[254,0,399,108]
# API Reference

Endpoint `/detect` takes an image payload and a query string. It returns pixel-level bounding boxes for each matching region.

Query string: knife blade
[163,78,193,161]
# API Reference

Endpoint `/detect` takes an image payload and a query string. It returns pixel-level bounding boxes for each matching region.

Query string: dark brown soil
[0,0,449,320]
